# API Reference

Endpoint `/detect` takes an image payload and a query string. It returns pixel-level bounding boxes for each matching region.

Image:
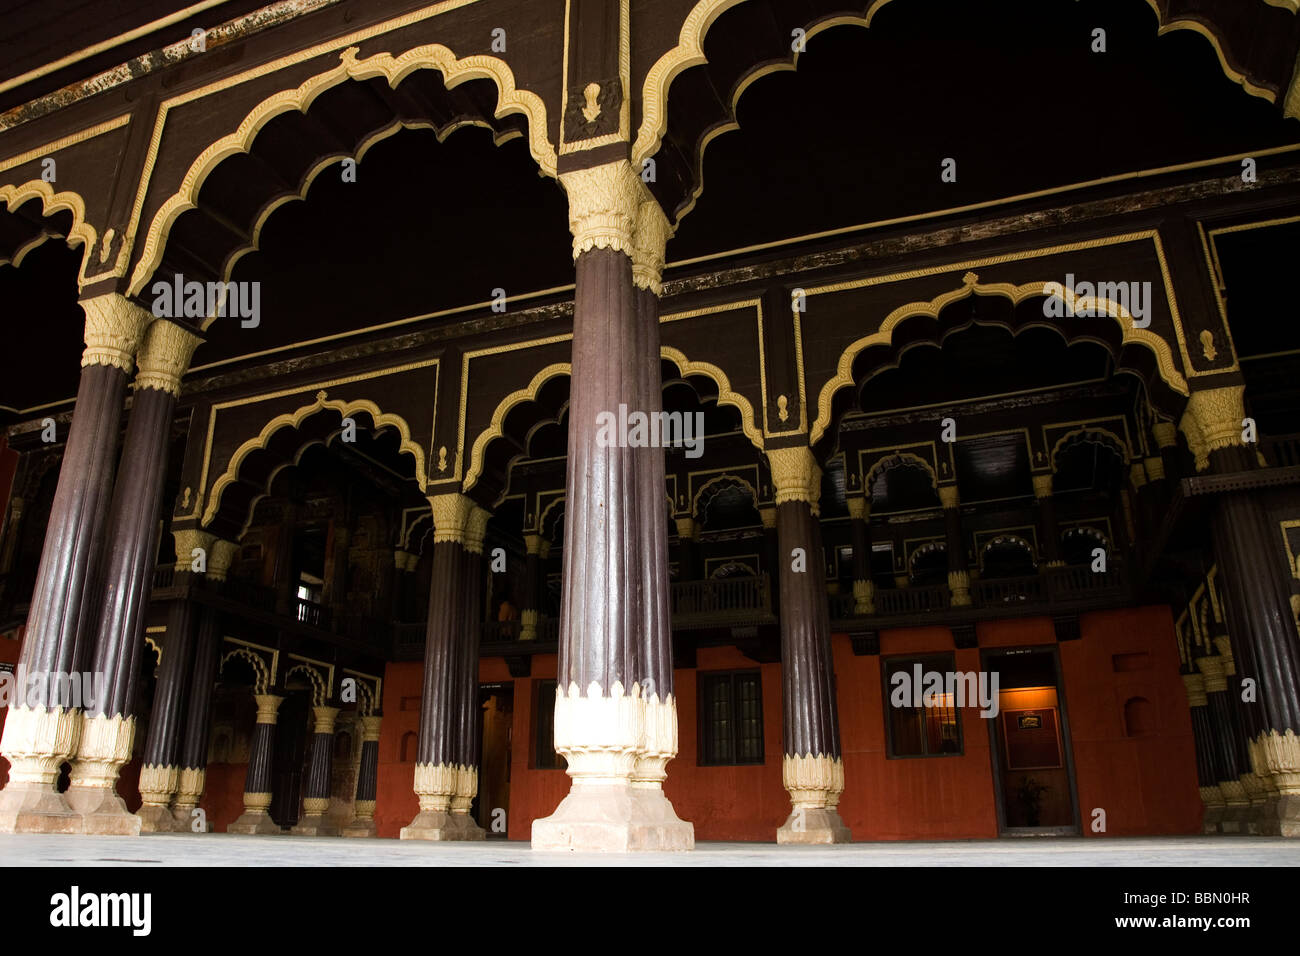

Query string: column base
[340,819,378,838]
[1273,794,1300,837]
[447,811,487,841]
[1217,803,1252,835]
[0,783,83,834]
[290,813,340,837]
[531,782,694,852]
[226,809,282,835]
[65,786,143,835]
[1200,803,1225,834]
[136,804,182,833]
[172,806,211,832]
[776,807,852,845]
[399,809,460,841]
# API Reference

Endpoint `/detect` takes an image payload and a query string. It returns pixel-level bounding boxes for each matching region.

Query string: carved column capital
[631,198,672,295]
[524,534,546,555]
[135,319,201,397]
[758,506,777,529]
[846,496,869,520]
[359,715,383,742]
[675,516,696,541]
[766,447,820,506]
[207,539,239,581]
[311,705,340,736]
[1031,473,1053,499]
[1152,420,1178,449]
[1129,462,1147,489]
[427,493,474,545]
[464,506,491,556]
[1182,672,1207,708]
[1144,456,1165,481]
[172,529,215,572]
[560,160,643,260]
[938,483,960,510]
[79,293,151,373]
[1181,385,1247,466]
[253,694,284,724]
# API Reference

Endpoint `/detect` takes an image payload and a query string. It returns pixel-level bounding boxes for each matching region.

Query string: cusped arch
[1050,427,1130,475]
[128,44,558,296]
[202,391,427,529]
[865,451,938,494]
[219,647,271,694]
[0,180,97,278]
[638,0,1291,220]
[284,662,328,707]
[812,274,1189,445]
[692,472,759,521]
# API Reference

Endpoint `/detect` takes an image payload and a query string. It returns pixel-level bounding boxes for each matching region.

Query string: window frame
[697,669,765,767]
[533,679,566,770]
[881,652,965,759]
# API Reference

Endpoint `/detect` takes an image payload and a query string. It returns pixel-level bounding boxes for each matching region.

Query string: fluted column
[1183,384,1300,835]
[520,533,545,640]
[341,715,383,838]
[401,493,470,841]
[532,160,691,852]
[1183,671,1227,832]
[0,294,149,833]
[675,517,698,581]
[171,607,221,829]
[226,694,284,834]
[65,319,200,834]
[291,704,341,835]
[447,505,489,839]
[1196,653,1250,832]
[847,496,874,615]
[768,446,849,844]
[135,597,197,832]
[1031,473,1063,569]
[939,484,971,606]
[1212,633,1274,831]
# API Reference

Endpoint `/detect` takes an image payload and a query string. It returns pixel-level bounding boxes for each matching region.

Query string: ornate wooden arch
[0,180,98,282]
[811,273,1189,446]
[127,44,558,296]
[692,472,760,521]
[864,451,939,494]
[219,645,272,695]
[284,661,329,707]
[1049,426,1131,475]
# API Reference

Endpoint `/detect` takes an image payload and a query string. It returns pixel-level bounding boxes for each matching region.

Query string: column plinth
[342,715,383,837]
[227,694,284,834]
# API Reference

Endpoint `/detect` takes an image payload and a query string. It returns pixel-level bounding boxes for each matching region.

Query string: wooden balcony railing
[875,583,950,616]
[294,598,331,630]
[670,573,773,627]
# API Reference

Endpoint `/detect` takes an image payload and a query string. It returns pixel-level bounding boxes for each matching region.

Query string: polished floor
[2,832,1297,866]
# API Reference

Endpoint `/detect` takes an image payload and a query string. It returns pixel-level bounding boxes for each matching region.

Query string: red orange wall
[0,631,21,789]
[369,605,1201,841]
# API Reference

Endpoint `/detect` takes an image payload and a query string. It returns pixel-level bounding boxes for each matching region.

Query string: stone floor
[2,832,1298,866]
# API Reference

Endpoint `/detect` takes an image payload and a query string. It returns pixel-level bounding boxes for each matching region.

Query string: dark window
[883,655,963,757]
[534,679,567,770]
[699,670,764,766]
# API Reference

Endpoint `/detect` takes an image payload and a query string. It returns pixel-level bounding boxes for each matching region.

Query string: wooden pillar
[1183,384,1300,835]
[675,517,698,580]
[0,294,148,833]
[401,493,471,840]
[448,506,489,839]
[64,319,200,834]
[847,496,874,615]
[227,694,284,834]
[341,714,383,837]
[768,446,849,844]
[532,161,691,851]
[291,704,341,835]
[1183,670,1227,833]
[1196,652,1251,832]
[939,484,971,606]
[171,607,221,829]
[1209,632,1276,830]
[521,533,545,640]
[135,597,198,832]
[1032,473,1063,568]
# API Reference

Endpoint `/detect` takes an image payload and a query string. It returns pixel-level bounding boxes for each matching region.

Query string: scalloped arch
[692,472,759,520]
[865,451,938,492]
[202,392,427,528]
[810,275,1189,445]
[1049,426,1131,474]
[284,662,328,706]
[636,0,1287,220]
[219,646,272,694]
[128,44,558,296]
[0,179,96,280]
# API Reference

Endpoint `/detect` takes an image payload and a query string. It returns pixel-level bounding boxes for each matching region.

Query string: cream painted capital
[758,506,777,530]
[524,534,546,556]
[631,198,672,295]
[1195,655,1228,694]
[1181,385,1247,466]
[1130,462,1147,489]
[465,506,491,556]
[1152,420,1178,449]
[311,705,340,736]
[1144,456,1165,482]
[428,493,474,545]
[79,293,151,373]
[767,446,820,506]
[675,516,696,541]
[172,528,215,572]
[1031,473,1053,499]
[208,538,239,581]
[135,318,201,397]
[846,496,869,521]
[1182,672,1207,708]
[938,484,960,510]
[1213,635,1235,675]
[0,706,81,786]
[560,159,643,260]
[254,694,284,724]
[359,715,383,742]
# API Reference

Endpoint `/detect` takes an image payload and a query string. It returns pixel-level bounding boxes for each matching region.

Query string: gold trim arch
[1049,427,1131,474]
[202,392,428,528]
[691,472,760,520]
[128,43,558,295]
[864,451,939,492]
[810,275,1189,446]
[219,646,272,694]
[0,180,98,283]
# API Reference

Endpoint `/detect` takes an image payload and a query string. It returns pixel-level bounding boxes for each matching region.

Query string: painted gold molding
[767,447,820,507]
[1130,462,1148,489]
[1181,386,1247,463]
[0,180,99,286]
[559,159,643,259]
[135,319,201,397]
[79,293,151,373]
[1048,426,1130,474]
[690,471,759,519]
[127,42,556,294]
[429,493,474,545]
[462,360,570,492]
